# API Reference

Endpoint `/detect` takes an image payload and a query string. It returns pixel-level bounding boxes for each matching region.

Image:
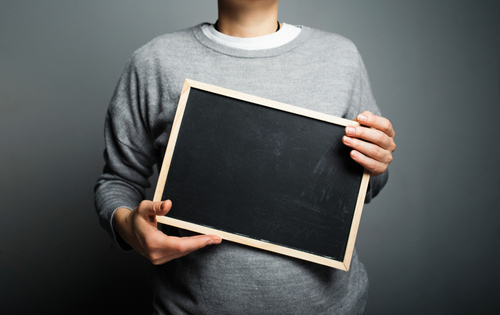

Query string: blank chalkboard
[153,79,370,270]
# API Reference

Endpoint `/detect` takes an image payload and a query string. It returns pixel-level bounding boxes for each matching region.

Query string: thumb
[139,200,171,224]
[153,200,172,217]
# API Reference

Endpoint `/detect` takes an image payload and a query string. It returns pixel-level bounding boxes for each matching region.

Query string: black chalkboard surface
[153,80,370,270]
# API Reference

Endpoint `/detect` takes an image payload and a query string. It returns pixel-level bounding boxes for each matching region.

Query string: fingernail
[206,240,214,245]
[343,136,352,144]
[346,126,355,135]
[358,114,367,123]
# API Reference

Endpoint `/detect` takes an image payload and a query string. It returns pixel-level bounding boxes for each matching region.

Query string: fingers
[168,234,222,256]
[356,111,395,138]
[342,135,393,175]
[347,148,389,176]
[343,112,396,176]
[132,199,222,265]
[345,125,393,152]
[146,234,222,265]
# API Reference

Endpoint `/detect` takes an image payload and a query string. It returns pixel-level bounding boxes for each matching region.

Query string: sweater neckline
[193,23,310,58]
[200,23,301,51]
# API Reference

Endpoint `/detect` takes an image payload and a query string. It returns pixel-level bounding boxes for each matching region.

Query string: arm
[342,48,394,201]
[94,51,221,265]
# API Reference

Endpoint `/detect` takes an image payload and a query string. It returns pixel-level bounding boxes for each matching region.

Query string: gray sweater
[95,23,388,315]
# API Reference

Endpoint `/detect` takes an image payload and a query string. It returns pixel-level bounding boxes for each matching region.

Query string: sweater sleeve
[347,50,389,203]
[94,55,158,249]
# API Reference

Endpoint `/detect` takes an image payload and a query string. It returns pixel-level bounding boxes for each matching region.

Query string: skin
[112,0,396,265]
[113,200,221,265]
[343,111,396,176]
[216,0,280,37]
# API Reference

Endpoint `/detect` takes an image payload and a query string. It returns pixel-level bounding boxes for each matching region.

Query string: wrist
[112,207,132,237]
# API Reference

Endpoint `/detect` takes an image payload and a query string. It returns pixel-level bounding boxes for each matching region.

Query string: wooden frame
[153,79,370,270]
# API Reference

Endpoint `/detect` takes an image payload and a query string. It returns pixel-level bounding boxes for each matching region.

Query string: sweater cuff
[364,169,389,203]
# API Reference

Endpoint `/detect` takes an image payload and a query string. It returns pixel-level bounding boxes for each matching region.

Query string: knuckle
[357,127,366,138]
[149,253,163,264]
[138,200,150,212]
[142,244,166,264]
[361,110,372,118]
[366,160,378,173]
[376,131,386,144]
[383,120,392,134]
[369,145,382,158]
[174,243,189,254]
[370,163,384,176]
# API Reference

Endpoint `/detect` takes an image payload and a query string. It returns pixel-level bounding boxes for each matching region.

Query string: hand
[112,200,222,265]
[343,111,396,176]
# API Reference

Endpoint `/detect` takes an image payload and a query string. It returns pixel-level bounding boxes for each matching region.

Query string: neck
[216,0,280,38]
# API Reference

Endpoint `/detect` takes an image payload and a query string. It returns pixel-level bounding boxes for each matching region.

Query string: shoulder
[126,25,200,71]
[302,26,360,55]
[296,26,363,73]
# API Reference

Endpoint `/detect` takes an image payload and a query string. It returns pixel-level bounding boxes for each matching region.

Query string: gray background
[1,0,499,314]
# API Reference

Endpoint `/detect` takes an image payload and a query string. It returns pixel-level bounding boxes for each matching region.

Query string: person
[94,0,396,314]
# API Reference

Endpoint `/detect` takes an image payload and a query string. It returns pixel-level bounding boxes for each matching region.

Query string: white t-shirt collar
[201,23,302,51]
